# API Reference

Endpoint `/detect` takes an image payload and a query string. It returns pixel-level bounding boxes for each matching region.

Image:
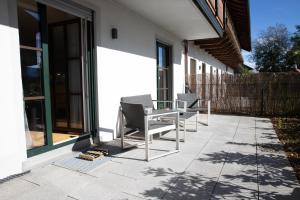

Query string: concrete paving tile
[88,168,177,199]
[2,115,299,200]
[226,141,257,154]
[13,183,69,200]
[212,177,258,199]
[68,178,141,200]
[258,156,299,194]
[199,140,231,155]
[21,164,97,194]
[0,178,39,200]
[163,186,211,200]
[219,163,258,194]
[212,189,257,200]
[186,159,223,181]
[259,185,300,200]
[90,159,168,181]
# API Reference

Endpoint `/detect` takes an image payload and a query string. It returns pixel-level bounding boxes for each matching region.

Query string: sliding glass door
[17,0,97,157]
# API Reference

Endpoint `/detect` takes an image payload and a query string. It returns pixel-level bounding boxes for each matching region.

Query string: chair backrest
[177,93,198,108]
[120,102,145,130]
[121,94,154,109]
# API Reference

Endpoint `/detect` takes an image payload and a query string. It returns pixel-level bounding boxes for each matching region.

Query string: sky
[242,0,300,68]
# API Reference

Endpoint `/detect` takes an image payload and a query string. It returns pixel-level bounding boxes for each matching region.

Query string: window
[156,41,172,109]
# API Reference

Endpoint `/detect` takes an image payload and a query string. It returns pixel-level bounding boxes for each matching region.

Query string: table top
[160,112,196,120]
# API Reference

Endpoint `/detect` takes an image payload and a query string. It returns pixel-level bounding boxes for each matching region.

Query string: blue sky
[243,0,300,67]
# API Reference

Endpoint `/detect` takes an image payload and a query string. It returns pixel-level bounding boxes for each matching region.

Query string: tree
[252,24,291,72]
[287,25,300,68]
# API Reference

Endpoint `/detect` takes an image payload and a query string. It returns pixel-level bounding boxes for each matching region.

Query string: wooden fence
[188,73,300,116]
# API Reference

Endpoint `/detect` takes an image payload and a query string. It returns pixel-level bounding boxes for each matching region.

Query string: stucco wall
[74,0,234,141]
[79,0,185,140]
[0,0,27,179]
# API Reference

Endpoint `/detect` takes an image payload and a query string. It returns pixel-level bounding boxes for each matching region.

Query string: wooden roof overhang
[227,0,251,51]
[194,28,243,69]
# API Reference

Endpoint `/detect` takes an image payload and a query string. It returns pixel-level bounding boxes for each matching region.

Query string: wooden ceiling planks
[194,29,243,69]
[227,0,251,51]
[192,0,251,69]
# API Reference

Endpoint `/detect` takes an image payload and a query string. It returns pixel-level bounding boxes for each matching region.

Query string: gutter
[192,0,224,37]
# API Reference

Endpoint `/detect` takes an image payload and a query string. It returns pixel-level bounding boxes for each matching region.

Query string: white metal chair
[177,93,211,127]
[120,95,180,161]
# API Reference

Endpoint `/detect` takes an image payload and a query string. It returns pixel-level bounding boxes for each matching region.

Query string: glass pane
[54,71,67,94]
[157,89,169,109]
[69,95,83,129]
[21,49,43,97]
[68,59,82,93]
[17,0,40,48]
[159,69,168,89]
[25,100,46,150]
[158,46,166,68]
[54,94,68,128]
[52,26,65,61]
[67,23,80,58]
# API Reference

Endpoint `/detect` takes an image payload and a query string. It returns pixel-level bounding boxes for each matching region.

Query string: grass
[272,117,300,183]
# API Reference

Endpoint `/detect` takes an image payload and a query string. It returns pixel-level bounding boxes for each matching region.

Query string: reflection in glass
[17,1,40,48]
[25,100,45,149]
[67,23,80,57]
[20,49,43,97]
[18,0,47,150]
[70,96,83,129]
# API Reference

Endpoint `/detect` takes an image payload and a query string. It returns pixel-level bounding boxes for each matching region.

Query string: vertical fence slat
[189,73,300,116]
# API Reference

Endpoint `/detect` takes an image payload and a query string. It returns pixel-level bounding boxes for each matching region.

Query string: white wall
[80,0,185,140]
[0,0,27,179]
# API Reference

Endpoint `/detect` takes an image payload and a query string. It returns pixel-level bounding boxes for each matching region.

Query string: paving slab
[0,115,299,200]
[0,178,39,200]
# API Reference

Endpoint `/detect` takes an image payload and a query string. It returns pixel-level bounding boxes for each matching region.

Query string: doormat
[52,153,111,173]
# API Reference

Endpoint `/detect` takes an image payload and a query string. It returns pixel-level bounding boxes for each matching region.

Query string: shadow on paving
[140,167,259,199]
[259,188,300,200]
[139,141,300,200]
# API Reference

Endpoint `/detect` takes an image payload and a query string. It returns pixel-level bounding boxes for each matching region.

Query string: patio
[1,114,300,200]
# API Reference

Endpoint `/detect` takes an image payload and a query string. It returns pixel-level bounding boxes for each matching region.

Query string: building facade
[0,0,251,179]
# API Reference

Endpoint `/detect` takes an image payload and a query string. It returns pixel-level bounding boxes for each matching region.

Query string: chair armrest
[152,100,174,103]
[175,100,187,112]
[152,100,176,109]
[193,99,211,115]
[145,110,178,118]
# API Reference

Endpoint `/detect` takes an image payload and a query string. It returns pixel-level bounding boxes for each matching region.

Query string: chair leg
[144,116,149,161]
[121,115,125,149]
[176,112,179,150]
[184,120,186,142]
[196,113,198,132]
[208,101,211,126]
[207,112,209,126]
